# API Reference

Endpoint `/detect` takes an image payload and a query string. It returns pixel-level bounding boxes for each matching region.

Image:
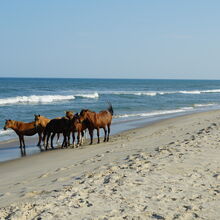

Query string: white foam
[193,103,216,107]
[75,92,99,99]
[179,90,201,94]
[115,107,194,119]
[105,89,220,96]
[0,95,76,105]
[0,129,14,136]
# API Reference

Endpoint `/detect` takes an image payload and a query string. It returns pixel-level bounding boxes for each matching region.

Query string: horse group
[3,104,114,155]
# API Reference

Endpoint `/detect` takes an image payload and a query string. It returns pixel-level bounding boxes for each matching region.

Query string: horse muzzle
[3,126,7,130]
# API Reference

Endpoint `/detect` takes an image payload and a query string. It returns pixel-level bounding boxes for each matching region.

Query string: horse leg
[107,124,111,142]
[42,130,47,149]
[51,133,55,149]
[97,128,100,144]
[67,132,71,146]
[77,130,81,147]
[89,129,93,145]
[103,127,107,142]
[72,132,76,148]
[18,135,24,155]
[61,134,66,148]
[22,136,26,156]
[46,132,51,150]
[37,132,42,147]
[63,133,68,148]
[62,132,67,148]
[18,135,22,149]
[56,133,60,145]
[80,131,84,145]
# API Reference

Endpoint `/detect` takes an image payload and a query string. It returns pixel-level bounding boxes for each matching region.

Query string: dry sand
[0,110,220,220]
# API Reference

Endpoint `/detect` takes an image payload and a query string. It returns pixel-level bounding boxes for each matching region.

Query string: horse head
[65,111,74,119]
[79,109,90,122]
[34,114,41,128]
[4,119,13,130]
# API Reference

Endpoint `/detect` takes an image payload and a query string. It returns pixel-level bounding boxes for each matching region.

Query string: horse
[42,117,74,150]
[34,115,61,146]
[3,119,43,155]
[65,111,88,147]
[79,103,114,144]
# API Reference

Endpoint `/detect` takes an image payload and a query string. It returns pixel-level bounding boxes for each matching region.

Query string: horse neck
[87,111,96,122]
[9,121,20,131]
[40,117,50,127]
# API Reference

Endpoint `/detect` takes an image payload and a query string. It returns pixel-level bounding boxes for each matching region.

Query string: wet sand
[0,110,220,219]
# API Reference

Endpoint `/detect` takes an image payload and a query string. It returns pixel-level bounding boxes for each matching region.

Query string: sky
[0,0,220,79]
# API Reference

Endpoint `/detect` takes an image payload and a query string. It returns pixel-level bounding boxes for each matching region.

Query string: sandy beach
[0,110,220,219]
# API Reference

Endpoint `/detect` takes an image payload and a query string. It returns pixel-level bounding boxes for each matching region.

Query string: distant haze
[1,1,220,79]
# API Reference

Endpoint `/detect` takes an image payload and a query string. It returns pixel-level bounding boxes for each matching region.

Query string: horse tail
[107,102,114,116]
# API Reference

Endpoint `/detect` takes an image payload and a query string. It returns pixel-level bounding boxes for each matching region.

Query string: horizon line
[0,76,220,81]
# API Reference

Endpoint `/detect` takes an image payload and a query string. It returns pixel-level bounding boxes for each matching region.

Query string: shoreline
[0,108,217,163]
[0,109,220,219]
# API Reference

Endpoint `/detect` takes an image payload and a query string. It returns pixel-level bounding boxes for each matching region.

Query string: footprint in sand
[0,192,11,197]
[22,190,42,198]
[52,177,70,182]
[38,173,50,178]
[55,167,68,172]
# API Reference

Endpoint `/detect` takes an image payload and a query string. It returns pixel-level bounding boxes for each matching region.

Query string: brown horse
[3,119,43,154]
[79,103,113,144]
[65,112,88,147]
[43,117,74,150]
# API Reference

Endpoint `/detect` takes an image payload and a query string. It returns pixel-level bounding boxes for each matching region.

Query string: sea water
[1,78,220,161]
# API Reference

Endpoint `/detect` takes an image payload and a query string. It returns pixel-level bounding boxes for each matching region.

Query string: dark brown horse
[34,115,60,143]
[79,103,113,144]
[43,117,74,150]
[3,119,43,155]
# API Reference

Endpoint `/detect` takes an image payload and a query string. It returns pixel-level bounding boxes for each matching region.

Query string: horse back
[46,118,71,133]
[16,121,39,136]
[95,111,112,127]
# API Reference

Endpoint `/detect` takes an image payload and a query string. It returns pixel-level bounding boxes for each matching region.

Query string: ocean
[1,77,220,146]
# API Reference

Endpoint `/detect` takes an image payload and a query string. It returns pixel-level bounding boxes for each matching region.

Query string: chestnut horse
[65,112,88,147]
[79,103,113,144]
[3,119,43,155]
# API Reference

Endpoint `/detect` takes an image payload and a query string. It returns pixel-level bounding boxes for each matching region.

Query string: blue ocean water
[1,78,220,144]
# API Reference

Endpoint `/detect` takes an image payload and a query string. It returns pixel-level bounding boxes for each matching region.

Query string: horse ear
[38,114,40,117]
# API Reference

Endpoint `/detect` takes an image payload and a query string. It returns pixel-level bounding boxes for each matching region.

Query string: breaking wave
[0,129,14,136]
[115,107,194,118]
[193,103,217,107]
[115,102,219,119]
[0,92,99,106]
[0,95,76,105]
[107,89,220,96]
[75,92,99,99]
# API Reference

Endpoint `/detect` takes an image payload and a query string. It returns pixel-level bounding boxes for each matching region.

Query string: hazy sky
[0,1,220,79]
